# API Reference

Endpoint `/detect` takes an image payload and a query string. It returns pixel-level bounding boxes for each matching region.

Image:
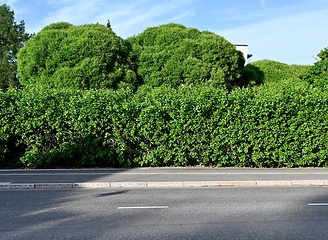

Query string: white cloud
[217,9,328,65]
[106,0,196,37]
[27,0,196,37]
[41,0,102,27]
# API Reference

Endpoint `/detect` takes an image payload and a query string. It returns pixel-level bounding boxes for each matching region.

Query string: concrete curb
[1,180,328,189]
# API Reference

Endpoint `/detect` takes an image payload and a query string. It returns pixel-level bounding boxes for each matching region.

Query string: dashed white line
[308,203,328,206]
[118,206,169,209]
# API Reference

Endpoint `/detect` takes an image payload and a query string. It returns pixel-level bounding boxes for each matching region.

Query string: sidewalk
[1,167,328,189]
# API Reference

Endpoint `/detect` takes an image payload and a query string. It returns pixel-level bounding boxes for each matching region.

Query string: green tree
[300,47,328,90]
[18,22,137,90]
[127,23,244,90]
[0,4,31,91]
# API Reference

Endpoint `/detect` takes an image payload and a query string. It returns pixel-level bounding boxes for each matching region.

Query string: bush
[127,23,244,90]
[0,89,24,168]
[0,87,137,168]
[300,47,328,90]
[1,78,328,168]
[129,82,328,167]
[17,22,137,90]
[250,60,310,84]
[226,80,328,167]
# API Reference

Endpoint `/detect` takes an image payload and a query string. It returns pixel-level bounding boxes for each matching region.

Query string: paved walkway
[1,167,328,189]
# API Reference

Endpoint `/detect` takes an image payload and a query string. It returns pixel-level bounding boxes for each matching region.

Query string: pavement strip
[1,172,328,176]
[1,180,328,189]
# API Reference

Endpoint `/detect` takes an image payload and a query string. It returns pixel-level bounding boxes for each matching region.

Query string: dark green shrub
[236,64,264,87]
[0,87,137,168]
[17,22,137,90]
[127,23,244,90]
[0,89,24,168]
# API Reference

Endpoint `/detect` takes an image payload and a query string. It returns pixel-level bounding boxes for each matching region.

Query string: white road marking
[118,206,169,209]
[308,203,328,206]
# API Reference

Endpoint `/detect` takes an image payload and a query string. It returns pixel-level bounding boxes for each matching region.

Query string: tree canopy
[127,23,244,89]
[17,22,137,90]
[0,4,31,91]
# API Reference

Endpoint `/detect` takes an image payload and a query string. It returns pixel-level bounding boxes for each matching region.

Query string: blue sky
[2,0,328,65]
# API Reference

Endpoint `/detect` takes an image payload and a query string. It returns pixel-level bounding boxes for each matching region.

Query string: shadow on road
[0,168,130,184]
[1,186,328,239]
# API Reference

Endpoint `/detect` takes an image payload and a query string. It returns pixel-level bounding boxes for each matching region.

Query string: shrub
[127,23,244,90]
[300,47,328,90]
[250,60,310,84]
[130,82,328,167]
[226,80,328,167]
[17,22,137,90]
[0,89,24,168]
[0,86,137,168]
[1,80,328,168]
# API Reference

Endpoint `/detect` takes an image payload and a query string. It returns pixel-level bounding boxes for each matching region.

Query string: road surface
[1,186,328,239]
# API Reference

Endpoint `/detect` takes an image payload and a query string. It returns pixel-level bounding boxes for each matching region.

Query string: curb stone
[1,180,328,189]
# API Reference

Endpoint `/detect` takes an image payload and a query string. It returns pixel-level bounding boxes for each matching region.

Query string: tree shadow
[1,187,328,239]
[234,64,265,88]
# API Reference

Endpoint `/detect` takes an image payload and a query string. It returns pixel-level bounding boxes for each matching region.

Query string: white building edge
[235,44,252,65]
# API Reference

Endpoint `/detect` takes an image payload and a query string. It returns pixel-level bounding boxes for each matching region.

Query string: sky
[2,0,328,65]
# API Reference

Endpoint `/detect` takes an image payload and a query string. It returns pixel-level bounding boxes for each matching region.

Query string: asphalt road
[1,187,328,239]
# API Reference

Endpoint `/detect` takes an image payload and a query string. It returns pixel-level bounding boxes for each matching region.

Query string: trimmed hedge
[1,80,328,168]
[0,87,136,168]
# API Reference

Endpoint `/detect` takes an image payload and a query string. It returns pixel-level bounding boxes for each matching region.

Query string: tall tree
[0,4,31,91]
[127,23,245,90]
[18,22,137,90]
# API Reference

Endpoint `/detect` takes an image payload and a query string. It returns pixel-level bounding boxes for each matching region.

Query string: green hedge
[0,87,136,168]
[131,81,328,167]
[1,81,328,168]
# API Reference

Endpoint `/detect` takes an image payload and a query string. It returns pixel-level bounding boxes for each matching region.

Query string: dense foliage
[300,47,328,90]
[0,4,31,91]
[0,87,135,168]
[245,60,310,84]
[127,23,244,89]
[1,81,328,168]
[17,22,137,90]
[2,9,328,169]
